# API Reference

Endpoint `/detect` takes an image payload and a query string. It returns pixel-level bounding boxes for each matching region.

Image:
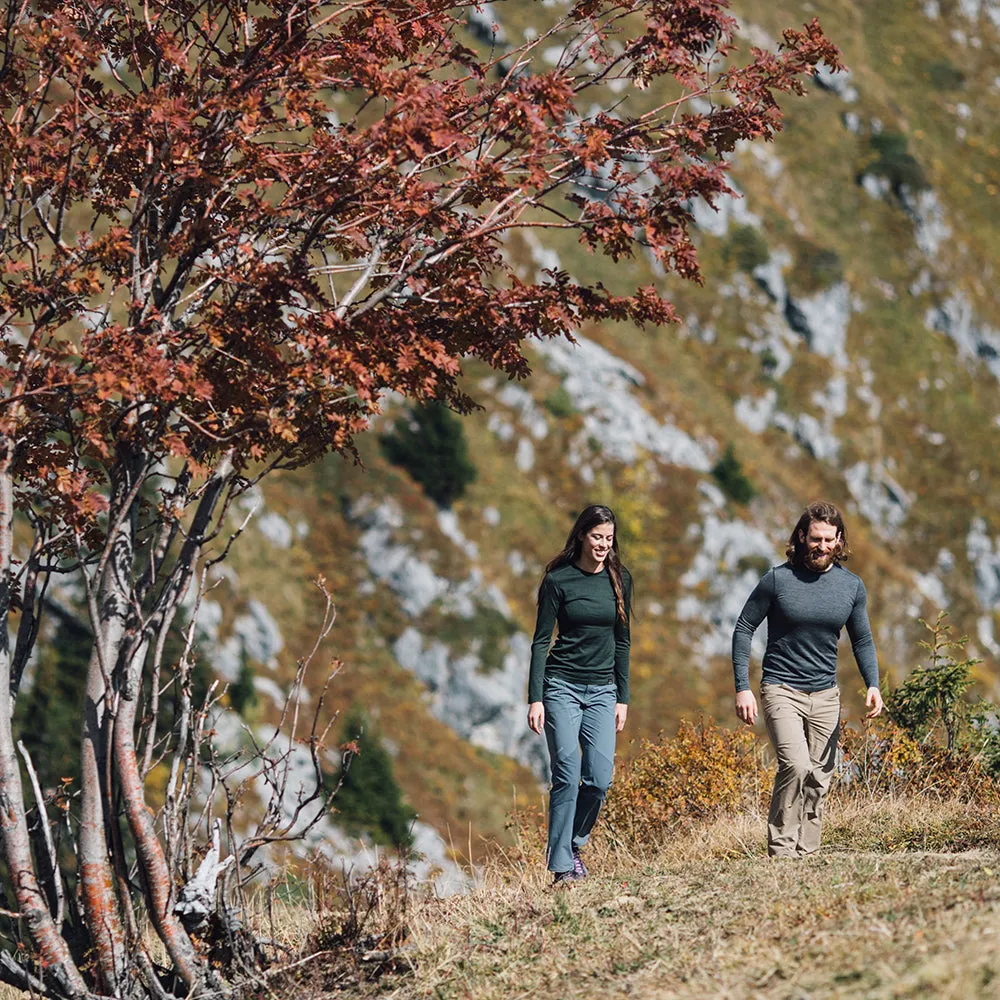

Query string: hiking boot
[552,870,577,887]
[572,848,588,880]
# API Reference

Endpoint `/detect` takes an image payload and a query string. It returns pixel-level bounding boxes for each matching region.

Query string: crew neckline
[572,561,607,576]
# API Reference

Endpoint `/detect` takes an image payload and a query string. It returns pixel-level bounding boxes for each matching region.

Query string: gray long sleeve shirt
[732,562,880,693]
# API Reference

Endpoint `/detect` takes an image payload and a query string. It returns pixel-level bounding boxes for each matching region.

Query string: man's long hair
[786,500,850,568]
[540,504,629,623]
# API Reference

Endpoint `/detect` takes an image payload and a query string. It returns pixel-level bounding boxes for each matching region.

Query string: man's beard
[804,547,835,571]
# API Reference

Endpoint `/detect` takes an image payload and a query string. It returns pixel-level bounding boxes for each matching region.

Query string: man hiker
[732,501,883,858]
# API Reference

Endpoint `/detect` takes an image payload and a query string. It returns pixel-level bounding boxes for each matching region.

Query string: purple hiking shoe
[572,848,588,880]
[552,869,577,887]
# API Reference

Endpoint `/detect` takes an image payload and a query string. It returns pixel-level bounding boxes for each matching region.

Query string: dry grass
[310,794,1000,1000]
[0,796,997,999]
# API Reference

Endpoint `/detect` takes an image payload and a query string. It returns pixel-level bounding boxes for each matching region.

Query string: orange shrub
[602,718,774,846]
[836,718,1000,806]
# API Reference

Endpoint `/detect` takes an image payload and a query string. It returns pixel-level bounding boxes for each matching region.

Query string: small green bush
[544,384,576,418]
[759,347,780,376]
[723,224,770,273]
[788,243,843,294]
[333,708,416,849]
[230,653,258,715]
[860,131,929,195]
[380,402,477,508]
[438,603,519,673]
[926,59,965,91]
[15,618,89,790]
[885,612,1000,771]
[711,444,757,505]
[736,554,772,578]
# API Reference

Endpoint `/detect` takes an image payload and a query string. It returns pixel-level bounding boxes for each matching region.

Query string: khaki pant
[761,683,840,858]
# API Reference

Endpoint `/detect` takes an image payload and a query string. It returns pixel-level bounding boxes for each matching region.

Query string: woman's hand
[527,702,545,734]
[615,703,628,732]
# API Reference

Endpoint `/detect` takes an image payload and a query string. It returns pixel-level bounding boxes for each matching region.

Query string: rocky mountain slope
[168,0,1000,873]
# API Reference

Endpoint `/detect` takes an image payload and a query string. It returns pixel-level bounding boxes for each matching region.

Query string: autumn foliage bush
[602,719,773,846]
[835,718,1000,807]
[504,710,1000,869]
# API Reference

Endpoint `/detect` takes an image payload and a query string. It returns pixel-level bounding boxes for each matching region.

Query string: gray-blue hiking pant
[543,676,617,873]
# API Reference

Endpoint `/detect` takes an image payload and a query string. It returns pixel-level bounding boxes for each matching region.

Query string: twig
[17,740,64,926]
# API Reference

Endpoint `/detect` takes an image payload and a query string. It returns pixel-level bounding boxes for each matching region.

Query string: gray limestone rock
[784,282,851,365]
[676,504,780,660]
[734,389,778,434]
[899,188,951,256]
[534,334,712,470]
[861,174,891,201]
[466,2,507,45]
[813,63,858,102]
[957,0,1000,28]
[772,412,840,462]
[689,180,760,238]
[752,253,789,306]
[393,628,547,777]
[967,518,1000,610]
[925,293,1000,382]
[353,497,451,617]
[257,511,293,549]
[845,461,912,538]
[842,111,863,135]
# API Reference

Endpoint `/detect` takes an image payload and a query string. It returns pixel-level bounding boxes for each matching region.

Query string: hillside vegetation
[230,713,1000,999]
[82,0,1000,866]
[386,823,1000,999]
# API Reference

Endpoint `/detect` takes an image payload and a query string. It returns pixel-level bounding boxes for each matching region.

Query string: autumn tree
[0,0,839,995]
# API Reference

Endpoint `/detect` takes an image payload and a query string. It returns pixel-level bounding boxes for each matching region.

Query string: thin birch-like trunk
[113,643,204,992]
[0,459,90,998]
[78,453,140,993]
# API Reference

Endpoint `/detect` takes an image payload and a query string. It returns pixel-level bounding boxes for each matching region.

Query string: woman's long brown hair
[540,504,630,623]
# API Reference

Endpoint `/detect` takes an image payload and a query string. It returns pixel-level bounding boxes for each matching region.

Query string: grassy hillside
[203,0,1000,859]
[248,786,1000,1000]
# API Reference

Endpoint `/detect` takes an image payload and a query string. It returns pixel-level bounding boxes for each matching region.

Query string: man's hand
[865,686,883,719]
[615,703,628,733]
[527,701,545,734]
[735,690,758,726]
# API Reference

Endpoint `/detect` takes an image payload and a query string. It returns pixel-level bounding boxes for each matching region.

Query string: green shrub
[926,59,965,91]
[438,603,519,673]
[16,610,211,793]
[759,347,780,376]
[723,224,770,273]
[788,242,843,294]
[860,131,929,195]
[15,618,90,790]
[885,612,999,767]
[543,384,576,418]
[333,708,416,849]
[380,402,476,508]
[736,554,772,578]
[230,653,258,715]
[711,444,757,505]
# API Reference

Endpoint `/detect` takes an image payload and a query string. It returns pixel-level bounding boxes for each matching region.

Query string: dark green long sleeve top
[528,562,632,704]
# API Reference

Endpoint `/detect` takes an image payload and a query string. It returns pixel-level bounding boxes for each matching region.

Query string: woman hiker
[527,504,632,885]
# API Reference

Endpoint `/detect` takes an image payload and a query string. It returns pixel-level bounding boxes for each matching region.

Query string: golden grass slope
[238,794,1000,1000]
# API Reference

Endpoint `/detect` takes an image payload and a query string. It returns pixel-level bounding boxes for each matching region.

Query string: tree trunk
[114,639,204,992]
[0,460,90,998]
[78,451,142,993]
